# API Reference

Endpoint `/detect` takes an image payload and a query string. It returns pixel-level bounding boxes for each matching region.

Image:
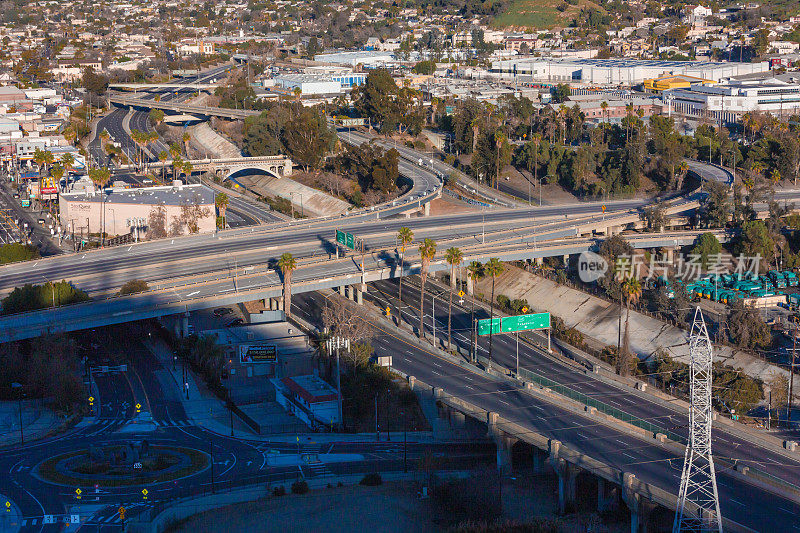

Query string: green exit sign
[336,230,356,250]
[477,312,550,336]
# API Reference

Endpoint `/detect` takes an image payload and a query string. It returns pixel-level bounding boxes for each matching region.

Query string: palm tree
[33,147,46,174]
[171,155,183,181]
[444,247,463,351]
[158,150,168,181]
[182,161,193,178]
[466,261,484,361]
[278,252,297,318]
[396,226,414,320]
[484,257,504,365]
[471,117,480,154]
[531,133,542,205]
[418,238,437,339]
[168,142,181,161]
[182,132,191,156]
[620,276,642,377]
[63,125,77,146]
[61,153,74,175]
[88,167,110,188]
[493,130,505,188]
[215,193,229,228]
[675,161,689,191]
[600,100,609,142]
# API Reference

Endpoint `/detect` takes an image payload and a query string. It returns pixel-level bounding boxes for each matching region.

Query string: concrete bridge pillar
[535,257,543,266]
[346,285,354,301]
[664,248,675,263]
[338,285,345,297]
[487,411,499,437]
[181,312,190,338]
[548,439,579,514]
[531,447,549,474]
[449,409,466,431]
[562,254,570,269]
[423,202,431,217]
[486,411,515,475]
[408,375,416,391]
[597,478,619,513]
[622,473,656,533]
[466,276,474,296]
[276,297,284,311]
[356,285,364,305]
[494,434,515,477]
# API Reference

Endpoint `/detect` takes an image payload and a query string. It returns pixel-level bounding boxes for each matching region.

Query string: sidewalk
[0,399,61,448]
[143,338,434,443]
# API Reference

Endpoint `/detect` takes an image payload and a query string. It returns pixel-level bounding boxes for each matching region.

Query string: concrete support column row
[486,411,515,476]
[622,473,656,533]
[548,439,579,515]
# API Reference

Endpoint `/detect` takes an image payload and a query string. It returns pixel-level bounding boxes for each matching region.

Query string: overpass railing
[476,353,686,444]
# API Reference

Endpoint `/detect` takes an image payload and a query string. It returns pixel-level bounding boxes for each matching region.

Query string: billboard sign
[477,312,550,336]
[239,344,277,363]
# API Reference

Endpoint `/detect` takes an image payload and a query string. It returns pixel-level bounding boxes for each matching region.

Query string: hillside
[492,0,605,30]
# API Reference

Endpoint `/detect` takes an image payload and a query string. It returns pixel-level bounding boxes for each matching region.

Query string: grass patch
[493,0,604,29]
[36,446,208,488]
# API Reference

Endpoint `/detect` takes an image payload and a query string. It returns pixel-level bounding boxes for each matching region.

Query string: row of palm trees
[273,227,644,377]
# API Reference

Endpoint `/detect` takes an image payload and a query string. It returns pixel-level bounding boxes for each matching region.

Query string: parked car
[225,318,244,327]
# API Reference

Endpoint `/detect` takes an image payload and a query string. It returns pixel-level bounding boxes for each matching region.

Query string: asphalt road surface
[293,289,800,532]
[0,334,490,530]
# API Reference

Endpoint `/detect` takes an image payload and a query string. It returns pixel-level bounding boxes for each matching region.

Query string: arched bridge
[122,155,293,180]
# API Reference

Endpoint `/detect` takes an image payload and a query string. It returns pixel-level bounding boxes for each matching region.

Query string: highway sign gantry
[335,230,356,251]
[477,312,550,336]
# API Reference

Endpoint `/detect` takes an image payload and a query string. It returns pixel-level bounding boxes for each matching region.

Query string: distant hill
[492,0,605,30]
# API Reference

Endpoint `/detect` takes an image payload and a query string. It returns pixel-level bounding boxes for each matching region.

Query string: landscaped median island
[36,443,209,488]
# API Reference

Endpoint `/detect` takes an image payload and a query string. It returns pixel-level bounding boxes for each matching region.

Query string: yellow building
[643,74,714,92]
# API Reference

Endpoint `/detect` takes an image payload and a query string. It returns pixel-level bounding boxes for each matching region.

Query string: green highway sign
[335,230,356,250]
[477,317,502,336]
[477,312,550,336]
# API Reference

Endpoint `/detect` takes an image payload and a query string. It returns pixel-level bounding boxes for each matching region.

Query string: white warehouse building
[663,78,800,121]
[490,58,770,86]
[274,73,367,95]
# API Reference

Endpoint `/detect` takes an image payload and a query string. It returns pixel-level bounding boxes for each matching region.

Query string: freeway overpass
[108,93,260,120]
[0,227,730,342]
[109,83,219,91]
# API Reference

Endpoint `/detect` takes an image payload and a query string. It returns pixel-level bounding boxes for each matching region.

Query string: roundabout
[35,441,209,488]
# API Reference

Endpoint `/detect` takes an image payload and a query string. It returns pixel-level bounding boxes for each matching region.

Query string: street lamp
[11,382,23,444]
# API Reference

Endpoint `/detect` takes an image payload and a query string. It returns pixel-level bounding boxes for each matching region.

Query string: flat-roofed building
[272,374,340,429]
[490,58,769,86]
[663,78,800,121]
[58,182,215,238]
[643,74,715,92]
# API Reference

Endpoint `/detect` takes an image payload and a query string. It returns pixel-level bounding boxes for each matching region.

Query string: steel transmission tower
[674,307,723,533]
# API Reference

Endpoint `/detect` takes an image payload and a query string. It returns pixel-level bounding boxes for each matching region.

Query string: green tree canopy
[2,281,89,315]
[0,243,39,265]
[691,233,722,269]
